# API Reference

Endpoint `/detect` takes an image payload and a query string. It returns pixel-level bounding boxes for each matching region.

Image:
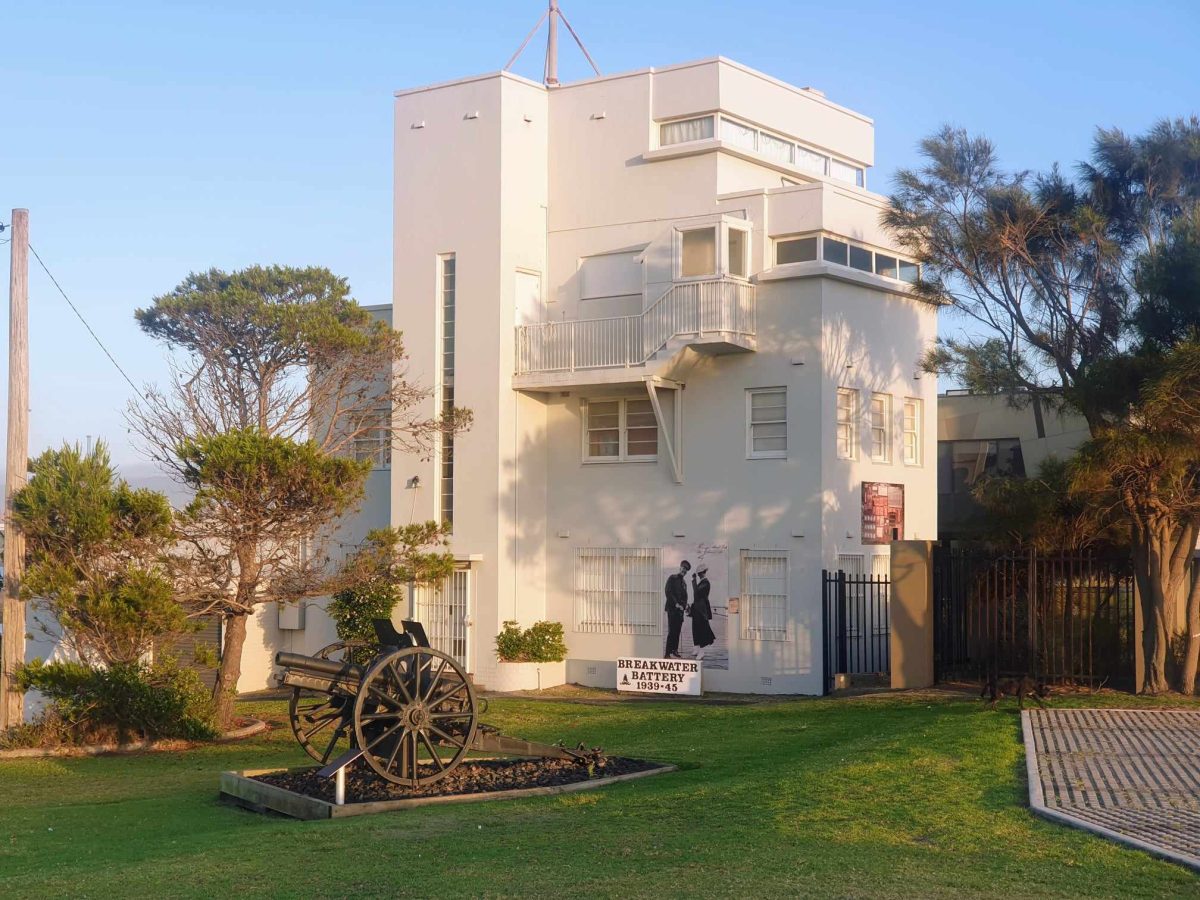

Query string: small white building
[238,56,938,696]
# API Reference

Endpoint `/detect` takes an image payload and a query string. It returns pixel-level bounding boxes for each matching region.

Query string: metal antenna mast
[504,0,600,86]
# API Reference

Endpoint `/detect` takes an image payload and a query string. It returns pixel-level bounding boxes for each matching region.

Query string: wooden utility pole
[2,208,29,729]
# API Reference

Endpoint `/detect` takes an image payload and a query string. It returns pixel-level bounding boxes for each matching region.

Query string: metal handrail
[515,277,755,375]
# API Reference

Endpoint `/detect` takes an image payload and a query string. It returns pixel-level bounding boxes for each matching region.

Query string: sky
[2,0,1198,478]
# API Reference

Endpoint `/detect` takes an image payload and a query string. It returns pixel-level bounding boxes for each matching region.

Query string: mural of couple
[661,542,729,670]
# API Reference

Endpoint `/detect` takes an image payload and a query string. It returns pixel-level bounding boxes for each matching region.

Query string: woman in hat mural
[688,564,716,660]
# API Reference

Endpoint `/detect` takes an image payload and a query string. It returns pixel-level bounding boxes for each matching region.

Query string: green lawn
[2,691,1198,898]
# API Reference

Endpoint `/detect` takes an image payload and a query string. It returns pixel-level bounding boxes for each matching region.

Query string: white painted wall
[374,57,937,695]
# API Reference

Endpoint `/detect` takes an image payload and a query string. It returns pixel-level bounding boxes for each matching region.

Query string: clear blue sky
[2,0,1197,474]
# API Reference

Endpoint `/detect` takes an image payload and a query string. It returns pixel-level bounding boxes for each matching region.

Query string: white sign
[617,657,701,696]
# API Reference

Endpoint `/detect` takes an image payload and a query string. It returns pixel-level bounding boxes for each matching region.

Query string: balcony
[514,277,756,389]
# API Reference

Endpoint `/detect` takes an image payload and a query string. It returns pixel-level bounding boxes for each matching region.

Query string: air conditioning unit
[278,602,305,631]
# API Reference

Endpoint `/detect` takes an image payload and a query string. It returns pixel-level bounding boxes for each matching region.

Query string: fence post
[889,540,936,689]
[821,570,830,695]
[835,571,848,676]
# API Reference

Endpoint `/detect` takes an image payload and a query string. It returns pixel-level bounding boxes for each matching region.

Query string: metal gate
[932,546,1135,688]
[412,568,472,671]
[822,569,891,694]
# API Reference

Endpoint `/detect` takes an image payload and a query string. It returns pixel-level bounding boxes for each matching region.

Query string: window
[836,553,865,575]
[351,406,391,469]
[937,438,1026,494]
[727,227,748,278]
[823,237,849,266]
[829,158,863,185]
[747,388,787,458]
[760,131,794,164]
[869,393,892,462]
[584,398,658,462]
[575,548,661,634]
[660,115,714,146]
[898,260,919,283]
[741,550,789,641]
[874,253,898,279]
[438,254,456,529]
[795,147,828,176]
[775,236,818,265]
[902,398,922,466]
[720,117,757,151]
[849,244,873,273]
[680,227,717,278]
[836,387,858,459]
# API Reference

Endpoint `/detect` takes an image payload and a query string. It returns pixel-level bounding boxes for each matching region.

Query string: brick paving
[1023,708,1200,871]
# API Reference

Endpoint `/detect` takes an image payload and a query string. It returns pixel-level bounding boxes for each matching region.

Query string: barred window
[740,550,789,641]
[574,548,661,634]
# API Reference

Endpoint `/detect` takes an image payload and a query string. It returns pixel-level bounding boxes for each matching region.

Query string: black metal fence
[822,570,891,694]
[932,546,1135,688]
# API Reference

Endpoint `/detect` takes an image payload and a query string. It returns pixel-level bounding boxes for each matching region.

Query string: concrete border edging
[220,761,678,820]
[1021,710,1200,874]
[0,717,269,760]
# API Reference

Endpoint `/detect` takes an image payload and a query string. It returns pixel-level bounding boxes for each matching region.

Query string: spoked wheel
[352,646,478,787]
[288,640,371,765]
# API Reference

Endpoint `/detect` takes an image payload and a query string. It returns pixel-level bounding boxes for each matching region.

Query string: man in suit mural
[663,560,691,659]
[662,544,729,669]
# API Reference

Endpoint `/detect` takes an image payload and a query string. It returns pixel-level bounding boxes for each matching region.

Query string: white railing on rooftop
[515,277,755,375]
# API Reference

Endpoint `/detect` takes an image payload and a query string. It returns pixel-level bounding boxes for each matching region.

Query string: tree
[11,443,187,666]
[971,456,1125,553]
[129,265,469,726]
[885,119,1200,693]
[327,523,455,648]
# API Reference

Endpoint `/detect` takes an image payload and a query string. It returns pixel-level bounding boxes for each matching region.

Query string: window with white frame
[679,227,717,278]
[659,115,715,147]
[727,227,748,279]
[775,235,818,265]
[746,388,787,458]
[350,405,391,468]
[836,553,865,575]
[720,116,758,151]
[584,398,658,462]
[740,550,789,641]
[902,397,923,466]
[836,387,858,459]
[869,393,892,462]
[575,548,661,634]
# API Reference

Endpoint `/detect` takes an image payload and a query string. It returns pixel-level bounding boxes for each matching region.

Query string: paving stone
[1024,708,1200,871]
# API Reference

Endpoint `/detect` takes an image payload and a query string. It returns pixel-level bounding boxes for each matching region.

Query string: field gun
[275,619,591,787]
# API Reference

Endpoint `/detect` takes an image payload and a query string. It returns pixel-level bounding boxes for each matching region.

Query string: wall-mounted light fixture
[411,121,426,129]
[465,111,480,120]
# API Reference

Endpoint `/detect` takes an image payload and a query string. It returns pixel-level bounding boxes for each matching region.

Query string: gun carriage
[275,620,589,787]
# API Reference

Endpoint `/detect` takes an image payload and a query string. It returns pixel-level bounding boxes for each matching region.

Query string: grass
[2,690,1199,898]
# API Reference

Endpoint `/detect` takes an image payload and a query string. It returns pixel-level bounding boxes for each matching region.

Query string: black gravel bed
[255,756,663,803]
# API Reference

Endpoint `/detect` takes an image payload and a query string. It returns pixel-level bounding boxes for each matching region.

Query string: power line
[26,242,145,398]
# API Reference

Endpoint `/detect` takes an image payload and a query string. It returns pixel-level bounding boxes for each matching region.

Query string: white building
[232,56,937,697]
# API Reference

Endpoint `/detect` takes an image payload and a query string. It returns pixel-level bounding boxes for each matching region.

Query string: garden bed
[0,716,268,759]
[221,756,675,819]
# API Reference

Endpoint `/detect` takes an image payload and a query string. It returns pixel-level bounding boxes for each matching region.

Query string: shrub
[13,658,217,745]
[495,621,568,663]
[327,579,401,647]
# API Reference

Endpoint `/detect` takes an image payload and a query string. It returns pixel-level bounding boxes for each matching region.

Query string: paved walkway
[1023,708,1200,872]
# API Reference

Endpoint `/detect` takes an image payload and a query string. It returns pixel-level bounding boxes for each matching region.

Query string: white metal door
[413,568,472,671]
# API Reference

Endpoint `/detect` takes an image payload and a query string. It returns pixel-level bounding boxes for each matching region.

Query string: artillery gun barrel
[274,651,365,681]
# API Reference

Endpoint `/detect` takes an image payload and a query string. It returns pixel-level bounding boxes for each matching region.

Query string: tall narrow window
[869,393,892,462]
[902,398,922,466]
[747,388,787,459]
[727,227,748,278]
[439,255,456,529]
[836,388,858,459]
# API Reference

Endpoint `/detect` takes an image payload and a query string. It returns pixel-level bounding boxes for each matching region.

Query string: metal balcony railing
[515,277,755,375]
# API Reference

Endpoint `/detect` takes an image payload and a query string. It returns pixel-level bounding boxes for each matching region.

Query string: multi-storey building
[234,56,939,696]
